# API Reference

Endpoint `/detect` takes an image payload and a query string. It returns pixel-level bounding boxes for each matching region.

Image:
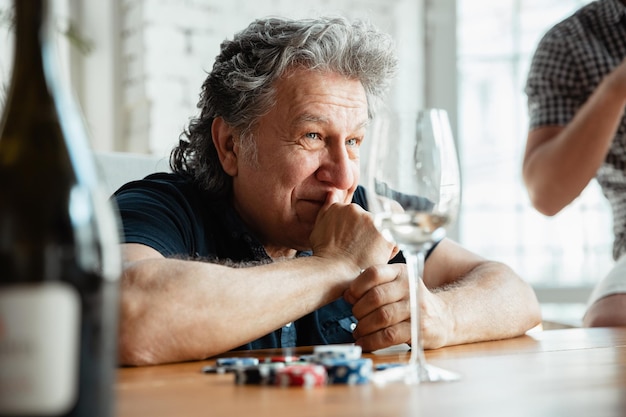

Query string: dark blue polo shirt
[114,173,400,351]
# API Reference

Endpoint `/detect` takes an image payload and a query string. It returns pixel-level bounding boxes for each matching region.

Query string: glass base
[371,363,461,386]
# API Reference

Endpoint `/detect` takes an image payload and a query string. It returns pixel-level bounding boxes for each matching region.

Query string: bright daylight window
[456,0,611,323]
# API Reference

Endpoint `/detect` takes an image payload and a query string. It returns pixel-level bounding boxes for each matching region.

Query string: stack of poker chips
[236,362,287,385]
[204,344,376,387]
[318,358,373,385]
[274,364,328,388]
[312,345,373,385]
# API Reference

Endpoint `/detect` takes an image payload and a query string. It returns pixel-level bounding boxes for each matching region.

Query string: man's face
[230,68,368,256]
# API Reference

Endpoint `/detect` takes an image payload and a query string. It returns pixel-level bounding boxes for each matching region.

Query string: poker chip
[322,358,373,385]
[201,365,238,374]
[375,362,405,371]
[234,363,286,385]
[264,355,300,364]
[275,364,327,388]
[313,344,362,361]
[298,354,316,363]
[216,357,259,367]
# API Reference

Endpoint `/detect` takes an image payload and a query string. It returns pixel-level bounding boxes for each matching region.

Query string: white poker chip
[313,344,362,361]
[216,357,259,367]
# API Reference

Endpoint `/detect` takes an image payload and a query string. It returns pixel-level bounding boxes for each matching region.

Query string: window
[456,0,612,323]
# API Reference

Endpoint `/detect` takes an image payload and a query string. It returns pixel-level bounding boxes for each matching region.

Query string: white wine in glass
[366,108,461,384]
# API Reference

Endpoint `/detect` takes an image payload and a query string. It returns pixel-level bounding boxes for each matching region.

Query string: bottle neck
[15,0,47,46]
[6,0,99,188]
[9,0,53,99]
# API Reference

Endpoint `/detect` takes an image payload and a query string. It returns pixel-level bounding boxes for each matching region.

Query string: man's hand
[343,263,452,351]
[309,193,397,272]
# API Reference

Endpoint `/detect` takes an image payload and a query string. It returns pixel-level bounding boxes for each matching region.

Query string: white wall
[115,0,426,162]
[0,0,431,166]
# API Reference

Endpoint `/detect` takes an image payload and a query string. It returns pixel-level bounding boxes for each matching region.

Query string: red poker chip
[264,355,300,363]
[275,364,327,388]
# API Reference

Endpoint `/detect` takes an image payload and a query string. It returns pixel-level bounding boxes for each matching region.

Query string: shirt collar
[217,196,311,260]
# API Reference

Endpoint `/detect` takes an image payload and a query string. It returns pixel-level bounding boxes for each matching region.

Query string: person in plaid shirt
[523,0,626,326]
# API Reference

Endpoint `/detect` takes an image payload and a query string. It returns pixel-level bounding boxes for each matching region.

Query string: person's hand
[343,263,452,351]
[343,264,409,350]
[309,192,398,272]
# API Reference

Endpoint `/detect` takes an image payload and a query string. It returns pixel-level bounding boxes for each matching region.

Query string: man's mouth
[295,199,325,223]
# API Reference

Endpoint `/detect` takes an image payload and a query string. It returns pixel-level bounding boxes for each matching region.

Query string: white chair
[93,151,171,196]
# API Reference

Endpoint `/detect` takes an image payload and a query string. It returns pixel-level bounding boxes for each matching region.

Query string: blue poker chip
[216,357,259,367]
[321,358,373,385]
[375,362,405,371]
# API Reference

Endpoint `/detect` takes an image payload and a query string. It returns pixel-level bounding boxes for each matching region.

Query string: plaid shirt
[525,0,626,260]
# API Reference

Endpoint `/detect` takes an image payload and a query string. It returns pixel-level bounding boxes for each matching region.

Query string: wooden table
[116,327,626,417]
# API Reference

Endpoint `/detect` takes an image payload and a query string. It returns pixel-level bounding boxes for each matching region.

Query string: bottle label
[0,282,80,415]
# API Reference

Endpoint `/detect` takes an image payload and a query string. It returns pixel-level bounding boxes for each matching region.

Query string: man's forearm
[429,261,541,348]
[117,256,358,366]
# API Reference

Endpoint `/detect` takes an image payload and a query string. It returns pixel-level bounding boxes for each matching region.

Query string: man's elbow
[118,338,158,367]
[525,184,567,217]
[527,294,543,330]
[514,275,542,333]
[116,283,166,366]
[522,167,560,216]
[117,310,162,367]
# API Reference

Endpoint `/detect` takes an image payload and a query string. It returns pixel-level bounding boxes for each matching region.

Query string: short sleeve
[525,26,587,129]
[113,175,200,257]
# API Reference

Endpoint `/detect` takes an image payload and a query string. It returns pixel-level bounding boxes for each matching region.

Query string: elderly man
[115,16,541,366]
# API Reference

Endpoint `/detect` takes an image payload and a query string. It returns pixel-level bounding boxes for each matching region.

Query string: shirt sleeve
[113,176,199,258]
[525,24,588,129]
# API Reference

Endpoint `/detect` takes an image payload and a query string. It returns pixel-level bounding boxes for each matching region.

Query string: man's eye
[305,132,321,140]
[346,138,360,147]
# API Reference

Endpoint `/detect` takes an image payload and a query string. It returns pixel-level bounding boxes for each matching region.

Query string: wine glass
[365,108,461,384]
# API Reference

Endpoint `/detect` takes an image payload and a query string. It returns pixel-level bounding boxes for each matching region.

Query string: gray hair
[170,16,398,194]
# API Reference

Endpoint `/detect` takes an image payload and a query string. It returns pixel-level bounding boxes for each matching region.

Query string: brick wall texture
[120,0,421,155]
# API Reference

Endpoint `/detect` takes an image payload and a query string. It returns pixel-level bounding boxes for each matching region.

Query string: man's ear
[212,117,238,176]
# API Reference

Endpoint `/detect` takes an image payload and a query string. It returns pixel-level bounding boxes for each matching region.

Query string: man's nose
[316,144,356,190]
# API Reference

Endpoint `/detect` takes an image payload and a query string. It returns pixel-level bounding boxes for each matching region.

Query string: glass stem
[405,249,427,374]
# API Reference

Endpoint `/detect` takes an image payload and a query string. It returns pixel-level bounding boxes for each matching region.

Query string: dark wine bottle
[0,1,121,416]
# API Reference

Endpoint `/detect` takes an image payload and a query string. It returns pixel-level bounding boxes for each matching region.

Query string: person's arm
[523,58,626,216]
[344,239,542,351]
[419,239,541,348]
[118,201,396,366]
